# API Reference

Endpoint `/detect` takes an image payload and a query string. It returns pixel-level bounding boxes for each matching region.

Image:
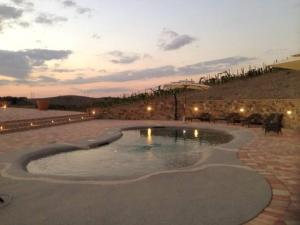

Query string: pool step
[0,114,96,134]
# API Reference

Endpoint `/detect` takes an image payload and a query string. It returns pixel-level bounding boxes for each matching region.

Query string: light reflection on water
[27,127,232,179]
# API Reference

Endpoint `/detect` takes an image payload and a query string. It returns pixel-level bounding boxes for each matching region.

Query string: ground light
[194,129,199,138]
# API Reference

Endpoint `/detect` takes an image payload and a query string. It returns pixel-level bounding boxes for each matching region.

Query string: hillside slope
[20,70,300,111]
[187,70,300,100]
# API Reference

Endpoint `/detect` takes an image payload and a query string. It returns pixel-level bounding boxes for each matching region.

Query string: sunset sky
[0,0,299,98]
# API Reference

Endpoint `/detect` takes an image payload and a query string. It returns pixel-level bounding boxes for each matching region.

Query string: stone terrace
[0,120,299,224]
[0,108,82,122]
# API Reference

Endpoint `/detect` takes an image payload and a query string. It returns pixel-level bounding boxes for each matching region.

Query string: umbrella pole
[174,91,178,120]
[183,88,187,122]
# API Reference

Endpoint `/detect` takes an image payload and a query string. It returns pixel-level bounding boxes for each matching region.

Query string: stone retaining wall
[89,98,300,130]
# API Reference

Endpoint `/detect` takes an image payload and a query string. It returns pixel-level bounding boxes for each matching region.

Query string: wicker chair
[242,113,264,127]
[198,113,214,122]
[226,113,242,124]
[264,113,283,134]
[186,113,214,122]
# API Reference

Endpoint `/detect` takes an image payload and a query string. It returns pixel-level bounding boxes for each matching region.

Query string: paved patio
[0,120,299,224]
[0,108,82,122]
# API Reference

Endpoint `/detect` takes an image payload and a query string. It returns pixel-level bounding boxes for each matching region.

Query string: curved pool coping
[1,123,262,185]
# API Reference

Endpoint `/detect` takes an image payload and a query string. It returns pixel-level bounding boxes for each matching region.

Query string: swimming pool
[27,127,233,179]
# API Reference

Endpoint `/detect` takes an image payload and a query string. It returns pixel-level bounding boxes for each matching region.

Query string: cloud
[264,48,290,55]
[0,75,58,86]
[177,56,255,75]
[85,87,130,94]
[64,56,254,84]
[8,0,34,15]
[0,50,31,79]
[158,28,196,51]
[62,0,76,7]
[52,68,77,73]
[0,56,254,86]
[0,5,23,19]
[10,0,34,9]
[51,67,96,73]
[35,13,68,25]
[18,21,30,27]
[107,51,142,64]
[36,75,58,83]
[0,4,23,31]
[61,0,92,15]
[11,0,24,4]
[0,49,72,78]
[92,33,101,39]
[24,49,72,66]
[76,7,91,15]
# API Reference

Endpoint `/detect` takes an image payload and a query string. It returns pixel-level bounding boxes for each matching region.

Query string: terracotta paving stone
[238,128,300,225]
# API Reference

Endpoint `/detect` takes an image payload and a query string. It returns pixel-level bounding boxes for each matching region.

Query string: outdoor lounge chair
[264,113,283,134]
[186,113,214,122]
[198,113,214,122]
[242,113,264,127]
[226,113,242,124]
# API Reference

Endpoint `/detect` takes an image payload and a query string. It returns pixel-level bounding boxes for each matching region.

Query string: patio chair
[264,113,283,134]
[242,113,264,127]
[226,113,242,124]
[198,113,214,122]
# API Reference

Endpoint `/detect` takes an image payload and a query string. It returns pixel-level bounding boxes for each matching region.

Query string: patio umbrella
[163,80,210,121]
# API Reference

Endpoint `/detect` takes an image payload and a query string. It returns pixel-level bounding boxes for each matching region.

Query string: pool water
[27,127,233,179]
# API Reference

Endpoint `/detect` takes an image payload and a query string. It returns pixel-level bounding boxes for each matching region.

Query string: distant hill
[42,95,121,111]
[44,95,96,110]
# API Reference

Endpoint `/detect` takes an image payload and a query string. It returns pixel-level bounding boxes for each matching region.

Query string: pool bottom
[26,127,233,179]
